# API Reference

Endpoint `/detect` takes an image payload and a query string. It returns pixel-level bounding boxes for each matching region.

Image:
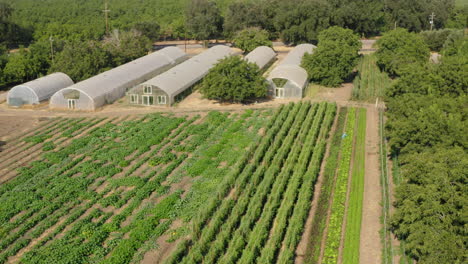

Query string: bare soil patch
[359,106,382,264]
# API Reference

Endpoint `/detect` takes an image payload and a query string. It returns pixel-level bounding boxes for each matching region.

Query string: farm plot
[0,109,272,264]
[303,107,367,264]
[352,54,392,101]
[164,101,337,264]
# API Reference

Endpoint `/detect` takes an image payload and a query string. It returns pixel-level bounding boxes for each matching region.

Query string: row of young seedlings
[342,108,367,264]
[0,115,184,262]
[322,108,357,264]
[237,103,325,264]
[0,117,86,169]
[304,108,348,264]
[212,102,309,264]
[8,117,109,172]
[164,103,297,264]
[0,117,60,157]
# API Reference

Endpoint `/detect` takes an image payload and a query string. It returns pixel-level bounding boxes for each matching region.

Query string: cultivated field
[0,102,370,264]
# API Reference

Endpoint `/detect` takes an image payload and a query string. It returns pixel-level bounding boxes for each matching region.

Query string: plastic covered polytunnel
[49,47,187,111]
[127,45,233,106]
[267,44,316,99]
[244,46,276,70]
[7,73,74,106]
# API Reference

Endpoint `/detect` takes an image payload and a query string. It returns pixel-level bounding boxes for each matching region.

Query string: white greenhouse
[7,73,74,107]
[244,46,276,70]
[127,45,233,106]
[267,44,316,99]
[49,47,187,111]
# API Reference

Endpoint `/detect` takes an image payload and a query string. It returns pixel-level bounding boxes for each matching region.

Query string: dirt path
[359,106,382,264]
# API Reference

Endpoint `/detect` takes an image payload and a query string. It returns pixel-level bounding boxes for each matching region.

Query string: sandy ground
[360,106,383,264]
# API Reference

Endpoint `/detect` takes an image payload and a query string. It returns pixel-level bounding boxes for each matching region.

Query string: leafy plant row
[342,108,367,264]
[322,108,356,264]
[304,107,348,264]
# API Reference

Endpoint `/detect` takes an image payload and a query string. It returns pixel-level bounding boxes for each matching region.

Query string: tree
[223,2,264,38]
[185,0,223,42]
[199,56,268,103]
[302,26,361,87]
[375,28,429,76]
[273,0,331,45]
[131,21,160,41]
[385,0,455,31]
[2,48,42,84]
[329,0,385,37]
[102,29,152,66]
[0,2,13,22]
[391,147,467,263]
[49,40,110,81]
[232,28,272,53]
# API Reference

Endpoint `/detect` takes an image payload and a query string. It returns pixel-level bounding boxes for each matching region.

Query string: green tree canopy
[49,40,110,81]
[391,147,467,263]
[232,27,272,53]
[375,28,430,76]
[302,26,361,87]
[102,29,152,66]
[223,2,264,38]
[199,56,268,103]
[185,0,223,41]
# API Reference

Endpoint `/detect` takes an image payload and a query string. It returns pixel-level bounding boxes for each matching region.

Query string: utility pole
[103,1,111,35]
[49,36,54,64]
[429,12,435,31]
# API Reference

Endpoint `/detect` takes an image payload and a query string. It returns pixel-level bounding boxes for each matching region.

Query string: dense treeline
[0,0,464,90]
[379,29,467,263]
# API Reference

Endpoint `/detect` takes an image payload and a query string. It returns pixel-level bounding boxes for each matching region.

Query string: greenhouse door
[142,95,154,106]
[275,88,285,98]
[68,99,76,109]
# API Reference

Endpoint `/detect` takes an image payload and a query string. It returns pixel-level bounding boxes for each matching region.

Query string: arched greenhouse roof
[267,44,316,92]
[50,46,186,110]
[278,43,316,67]
[268,65,309,90]
[244,46,276,69]
[138,45,233,100]
[7,72,73,106]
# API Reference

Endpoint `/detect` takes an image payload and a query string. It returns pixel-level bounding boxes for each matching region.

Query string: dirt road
[360,106,382,264]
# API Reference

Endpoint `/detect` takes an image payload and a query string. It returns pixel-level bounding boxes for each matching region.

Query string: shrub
[199,56,268,103]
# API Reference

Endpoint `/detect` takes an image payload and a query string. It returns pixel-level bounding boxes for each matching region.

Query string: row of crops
[0,109,272,263]
[165,101,337,264]
[302,107,367,264]
[352,54,392,101]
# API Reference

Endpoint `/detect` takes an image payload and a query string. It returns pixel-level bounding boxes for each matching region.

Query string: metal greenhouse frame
[244,46,276,70]
[126,45,233,106]
[267,44,316,99]
[7,73,74,107]
[49,47,187,111]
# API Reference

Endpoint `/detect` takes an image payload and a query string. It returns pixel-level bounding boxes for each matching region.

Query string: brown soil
[140,219,185,264]
[359,106,382,264]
